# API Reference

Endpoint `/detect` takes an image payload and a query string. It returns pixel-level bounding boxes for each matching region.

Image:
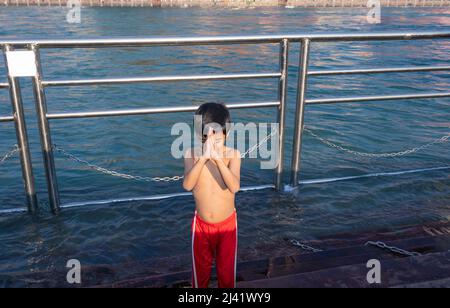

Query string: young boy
[183,103,241,288]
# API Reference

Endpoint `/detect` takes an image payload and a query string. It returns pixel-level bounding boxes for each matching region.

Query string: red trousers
[191,210,238,288]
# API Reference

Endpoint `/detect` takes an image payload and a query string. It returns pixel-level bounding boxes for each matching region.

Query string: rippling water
[0,7,449,279]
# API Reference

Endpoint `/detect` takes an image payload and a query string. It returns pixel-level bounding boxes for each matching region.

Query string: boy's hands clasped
[202,128,223,162]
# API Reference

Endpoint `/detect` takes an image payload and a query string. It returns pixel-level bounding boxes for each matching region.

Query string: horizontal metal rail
[0,116,14,122]
[306,92,450,105]
[4,164,450,215]
[0,82,9,88]
[43,72,281,87]
[1,31,449,48]
[52,164,450,210]
[308,65,450,76]
[60,184,274,209]
[47,101,280,120]
[0,207,27,215]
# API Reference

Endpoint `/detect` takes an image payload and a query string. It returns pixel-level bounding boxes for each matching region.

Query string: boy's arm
[214,150,241,194]
[182,149,208,191]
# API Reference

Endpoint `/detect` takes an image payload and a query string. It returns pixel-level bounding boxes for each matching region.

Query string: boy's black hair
[194,103,231,143]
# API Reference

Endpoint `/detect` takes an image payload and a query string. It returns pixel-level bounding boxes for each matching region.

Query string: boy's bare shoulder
[225,147,241,160]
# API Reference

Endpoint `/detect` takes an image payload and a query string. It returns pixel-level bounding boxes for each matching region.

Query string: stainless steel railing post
[3,44,38,213]
[290,39,311,187]
[274,39,289,191]
[29,44,61,214]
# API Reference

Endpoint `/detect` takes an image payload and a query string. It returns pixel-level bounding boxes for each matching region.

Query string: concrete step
[393,277,450,288]
[98,235,450,287]
[3,223,449,288]
[237,251,450,288]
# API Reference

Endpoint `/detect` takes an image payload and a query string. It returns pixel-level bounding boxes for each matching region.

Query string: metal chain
[291,239,422,257]
[53,145,184,182]
[241,127,278,158]
[365,241,422,257]
[304,126,450,158]
[52,128,277,183]
[290,239,323,253]
[0,145,19,164]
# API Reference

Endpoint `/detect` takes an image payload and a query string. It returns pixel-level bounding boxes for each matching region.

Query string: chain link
[53,145,184,182]
[52,128,277,183]
[241,127,278,158]
[365,241,422,257]
[304,126,450,158]
[0,145,19,164]
[289,239,323,253]
[291,239,422,257]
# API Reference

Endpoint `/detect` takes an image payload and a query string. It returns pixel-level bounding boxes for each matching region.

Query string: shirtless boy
[183,103,241,288]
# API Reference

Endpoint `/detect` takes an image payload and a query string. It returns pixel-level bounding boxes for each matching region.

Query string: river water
[0,7,449,283]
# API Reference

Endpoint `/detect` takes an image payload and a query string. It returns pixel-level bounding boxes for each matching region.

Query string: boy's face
[203,123,226,147]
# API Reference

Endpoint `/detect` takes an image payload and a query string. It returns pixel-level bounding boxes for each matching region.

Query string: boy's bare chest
[197,160,230,188]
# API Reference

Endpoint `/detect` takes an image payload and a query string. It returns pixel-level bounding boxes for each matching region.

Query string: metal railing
[1,34,292,214]
[0,81,14,122]
[289,32,450,186]
[0,31,449,214]
[1,47,38,213]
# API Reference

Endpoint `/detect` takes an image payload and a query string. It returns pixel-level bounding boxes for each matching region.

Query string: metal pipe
[290,39,311,187]
[298,165,450,186]
[308,65,450,76]
[0,36,283,48]
[0,31,449,48]
[42,72,281,87]
[0,116,14,122]
[275,39,289,191]
[0,207,28,215]
[5,161,450,215]
[47,101,280,120]
[7,164,450,214]
[60,184,275,209]
[0,82,9,88]
[29,44,61,214]
[3,45,38,213]
[306,92,450,105]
